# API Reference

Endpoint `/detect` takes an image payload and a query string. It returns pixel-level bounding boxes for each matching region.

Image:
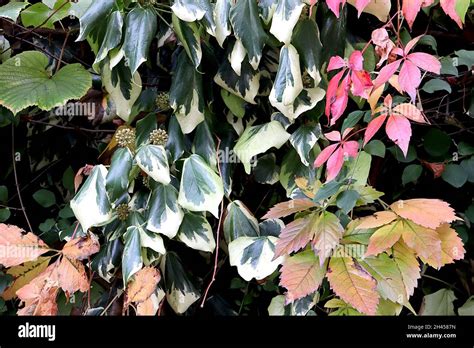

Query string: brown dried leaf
[62,234,100,260]
[127,267,161,304]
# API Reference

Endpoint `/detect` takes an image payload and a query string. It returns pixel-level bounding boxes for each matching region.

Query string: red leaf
[351,70,373,98]
[386,114,412,156]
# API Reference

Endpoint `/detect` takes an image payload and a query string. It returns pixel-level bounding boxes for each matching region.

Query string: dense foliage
[0,0,473,316]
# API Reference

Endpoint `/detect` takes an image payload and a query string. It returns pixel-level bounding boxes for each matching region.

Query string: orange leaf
[127,267,161,304]
[390,199,460,229]
[356,211,398,229]
[366,220,404,257]
[327,254,379,315]
[262,199,316,220]
[392,241,420,298]
[438,224,465,264]
[274,214,317,258]
[400,220,442,267]
[311,212,344,265]
[279,250,326,302]
[54,257,89,296]
[0,224,49,267]
[62,234,100,260]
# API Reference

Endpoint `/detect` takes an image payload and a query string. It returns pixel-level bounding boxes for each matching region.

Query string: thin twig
[200,138,224,308]
[11,125,33,232]
[56,29,70,73]
[26,119,116,133]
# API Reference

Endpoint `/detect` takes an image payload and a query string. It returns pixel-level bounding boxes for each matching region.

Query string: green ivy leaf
[105,148,133,202]
[122,226,143,284]
[33,189,56,208]
[292,18,323,82]
[253,153,280,185]
[0,2,29,21]
[0,51,92,115]
[94,11,123,65]
[136,145,171,185]
[364,140,386,158]
[420,288,456,315]
[223,200,259,243]
[441,164,468,188]
[402,164,423,185]
[77,0,115,41]
[172,14,202,69]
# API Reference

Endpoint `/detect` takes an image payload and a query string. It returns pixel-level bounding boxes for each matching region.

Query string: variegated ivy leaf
[268,293,318,316]
[170,51,205,134]
[71,165,112,232]
[76,0,115,41]
[223,200,260,244]
[192,121,217,169]
[91,239,122,282]
[270,0,305,44]
[292,18,323,83]
[160,252,200,314]
[177,212,216,253]
[171,0,216,36]
[166,115,188,163]
[94,11,124,66]
[122,6,158,75]
[102,61,142,122]
[139,227,166,255]
[258,0,278,25]
[228,39,246,77]
[147,183,184,239]
[234,121,291,174]
[136,145,171,185]
[214,0,232,47]
[122,226,144,284]
[229,0,268,70]
[172,14,202,69]
[215,51,261,104]
[253,153,280,185]
[106,148,133,203]
[271,87,325,121]
[178,154,224,218]
[270,44,304,109]
[229,236,283,281]
[290,124,322,166]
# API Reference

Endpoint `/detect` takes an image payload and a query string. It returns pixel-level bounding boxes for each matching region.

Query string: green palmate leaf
[105,148,133,203]
[94,11,123,65]
[76,0,115,41]
[0,2,29,21]
[214,48,261,104]
[136,145,171,185]
[147,183,183,239]
[290,124,321,166]
[280,250,326,302]
[420,288,456,315]
[229,0,268,70]
[170,51,205,134]
[253,153,280,185]
[223,200,259,244]
[229,236,283,281]
[270,44,303,108]
[270,0,305,44]
[0,51,92,115]
[21,1,71,29]
[292,18,323,82]
[178,154,224,218]
[172,0,215,35]
[172,14,202,69]
[102,61,142,122]
[122,226,143,284]
[214,0,232,47]
[177,212,216,253]
[234,121,291,174]
[32,189,56,208]
[364,140,386,158]
[258,0,278,24]
[122,6,157,75]
[71,165,112,232]
[160,252,200,314]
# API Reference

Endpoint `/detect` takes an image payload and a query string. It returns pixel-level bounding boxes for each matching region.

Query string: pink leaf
[403,35,423,54]
[314,144,339,168]
[351,70,373,99]
[329,74,351,125]
[342,140,359,158]
[326,147,345,181]
[328,56,346,71]
[399,60,421,101]
[354,0,371,16]
[349,51,364,71]
[393,103,426,123]
[407,52,441,74]
[373,60,401,88]
[440,0,463,28]
[326,0,346,18]
[309,0,318,16]
[364,114,387,145]
[386,114,412,156]
[342,127,354,140]
[402,0,423,28]
[325,131,342,142]
[325,70,345,118]
[372,28,395,67]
